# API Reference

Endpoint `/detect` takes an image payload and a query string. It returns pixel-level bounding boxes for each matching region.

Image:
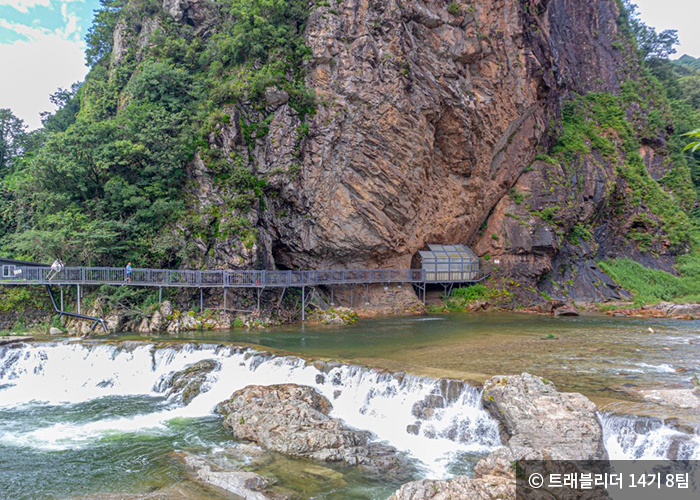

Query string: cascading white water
[0,341,501,477]
[3,340,698,481]
[600,413,700,460]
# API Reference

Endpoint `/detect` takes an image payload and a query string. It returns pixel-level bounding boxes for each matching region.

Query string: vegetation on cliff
[0,0,699,317]
[0,0,312,268]
[583,1,700,304]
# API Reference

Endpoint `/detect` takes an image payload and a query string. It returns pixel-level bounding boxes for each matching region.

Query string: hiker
[125,262,133,283]
[47,259,63,280]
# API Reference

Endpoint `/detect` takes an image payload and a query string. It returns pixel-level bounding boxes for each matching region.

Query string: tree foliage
[0,109,27,175]
[621,1,679,60]
[1,0,314,267]
[85,0,127,66]
[684,129,700,154]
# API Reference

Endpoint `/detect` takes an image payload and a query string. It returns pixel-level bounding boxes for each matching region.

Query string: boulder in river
[217,384,405,475]
[177,453,288,500]
[388,373,608,500]
[482,373,607,460]
[162,359,220,404]
[553,302,579,316]
[387,447,516,500]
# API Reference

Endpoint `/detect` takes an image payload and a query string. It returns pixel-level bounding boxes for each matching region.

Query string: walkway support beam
[46,285,107,333]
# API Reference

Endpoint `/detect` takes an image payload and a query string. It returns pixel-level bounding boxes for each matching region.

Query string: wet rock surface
[482,373,607,460]
[633,388,700,410]
[608,302,700,320]
[177,453,288,500]
[216,384,405,475]
[160,359,220,404]
[389,372,609,500]
[387,447,516,500]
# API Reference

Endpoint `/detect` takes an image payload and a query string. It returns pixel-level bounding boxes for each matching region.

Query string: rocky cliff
[68,0,699,306]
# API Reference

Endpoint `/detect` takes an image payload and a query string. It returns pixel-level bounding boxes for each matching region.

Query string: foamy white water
[0,342,501,477]
[2,341,698,478]
[600,413,700,460]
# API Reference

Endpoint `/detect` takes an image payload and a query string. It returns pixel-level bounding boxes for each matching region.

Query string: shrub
[447,1,462,16]
[598,244,700,304]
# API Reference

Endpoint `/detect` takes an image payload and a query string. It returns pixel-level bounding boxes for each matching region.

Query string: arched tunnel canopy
[419,244,480,282]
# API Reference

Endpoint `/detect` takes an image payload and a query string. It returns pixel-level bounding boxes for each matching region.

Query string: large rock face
[216,0,672,304]
[99,0,685,307]
[217,384,403,474]
[482,373,608,460]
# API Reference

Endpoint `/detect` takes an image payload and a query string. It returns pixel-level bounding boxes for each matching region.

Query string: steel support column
[301,286,306,322]
[77,284,81,314]
[199,288,203,313]
[159,287,162,304]
[60,287,64,311]
[223,287,227,311]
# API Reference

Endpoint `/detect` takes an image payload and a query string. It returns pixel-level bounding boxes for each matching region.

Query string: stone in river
[217,384,407,476]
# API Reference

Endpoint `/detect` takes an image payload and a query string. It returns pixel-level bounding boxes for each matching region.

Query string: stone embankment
[0,335,34,345]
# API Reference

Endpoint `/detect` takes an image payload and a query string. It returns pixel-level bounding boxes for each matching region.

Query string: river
[0,312,698,499]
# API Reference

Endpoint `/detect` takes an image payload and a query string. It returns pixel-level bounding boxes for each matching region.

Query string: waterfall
[600,413,700,460]
[3,341,698,477]
[0,341,501,477]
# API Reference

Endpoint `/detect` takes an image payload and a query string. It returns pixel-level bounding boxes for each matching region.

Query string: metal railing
[0,266,486,288]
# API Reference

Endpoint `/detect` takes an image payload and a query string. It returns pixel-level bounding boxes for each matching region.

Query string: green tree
[85,0,127,66]
[622,1,679,60]
[41,83,82,133]
[0,109,27,175]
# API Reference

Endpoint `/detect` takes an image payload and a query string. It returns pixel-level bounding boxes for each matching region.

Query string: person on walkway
[47,259,63,280]
[125,262,133,283]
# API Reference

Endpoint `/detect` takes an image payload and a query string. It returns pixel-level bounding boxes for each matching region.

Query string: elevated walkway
[1,265,490,325]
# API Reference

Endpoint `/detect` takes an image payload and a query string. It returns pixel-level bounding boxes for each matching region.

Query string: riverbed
[0,312,698,499]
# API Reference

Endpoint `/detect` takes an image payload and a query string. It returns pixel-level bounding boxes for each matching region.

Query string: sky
[0,0,99,129]
[634,0,700,60]
[0,0,699,130]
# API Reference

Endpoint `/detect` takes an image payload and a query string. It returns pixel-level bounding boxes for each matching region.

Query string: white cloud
[0,16,87,129]
[0,0,51,13]
[0,0,83,14]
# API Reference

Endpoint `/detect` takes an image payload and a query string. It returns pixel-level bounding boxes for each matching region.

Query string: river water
[0,312,698,499]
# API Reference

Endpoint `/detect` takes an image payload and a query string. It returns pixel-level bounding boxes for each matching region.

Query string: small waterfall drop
[0,342,501,476]
[600,413,700,460]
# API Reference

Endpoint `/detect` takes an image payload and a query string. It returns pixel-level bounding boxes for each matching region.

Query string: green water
[0,396,406,500]
[2,312,698,499]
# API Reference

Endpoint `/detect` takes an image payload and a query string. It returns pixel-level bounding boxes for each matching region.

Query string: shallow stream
[0,312,698,499]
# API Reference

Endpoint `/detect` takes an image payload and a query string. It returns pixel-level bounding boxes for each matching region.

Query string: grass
[441,284,500,311]
[598,232,700,304]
